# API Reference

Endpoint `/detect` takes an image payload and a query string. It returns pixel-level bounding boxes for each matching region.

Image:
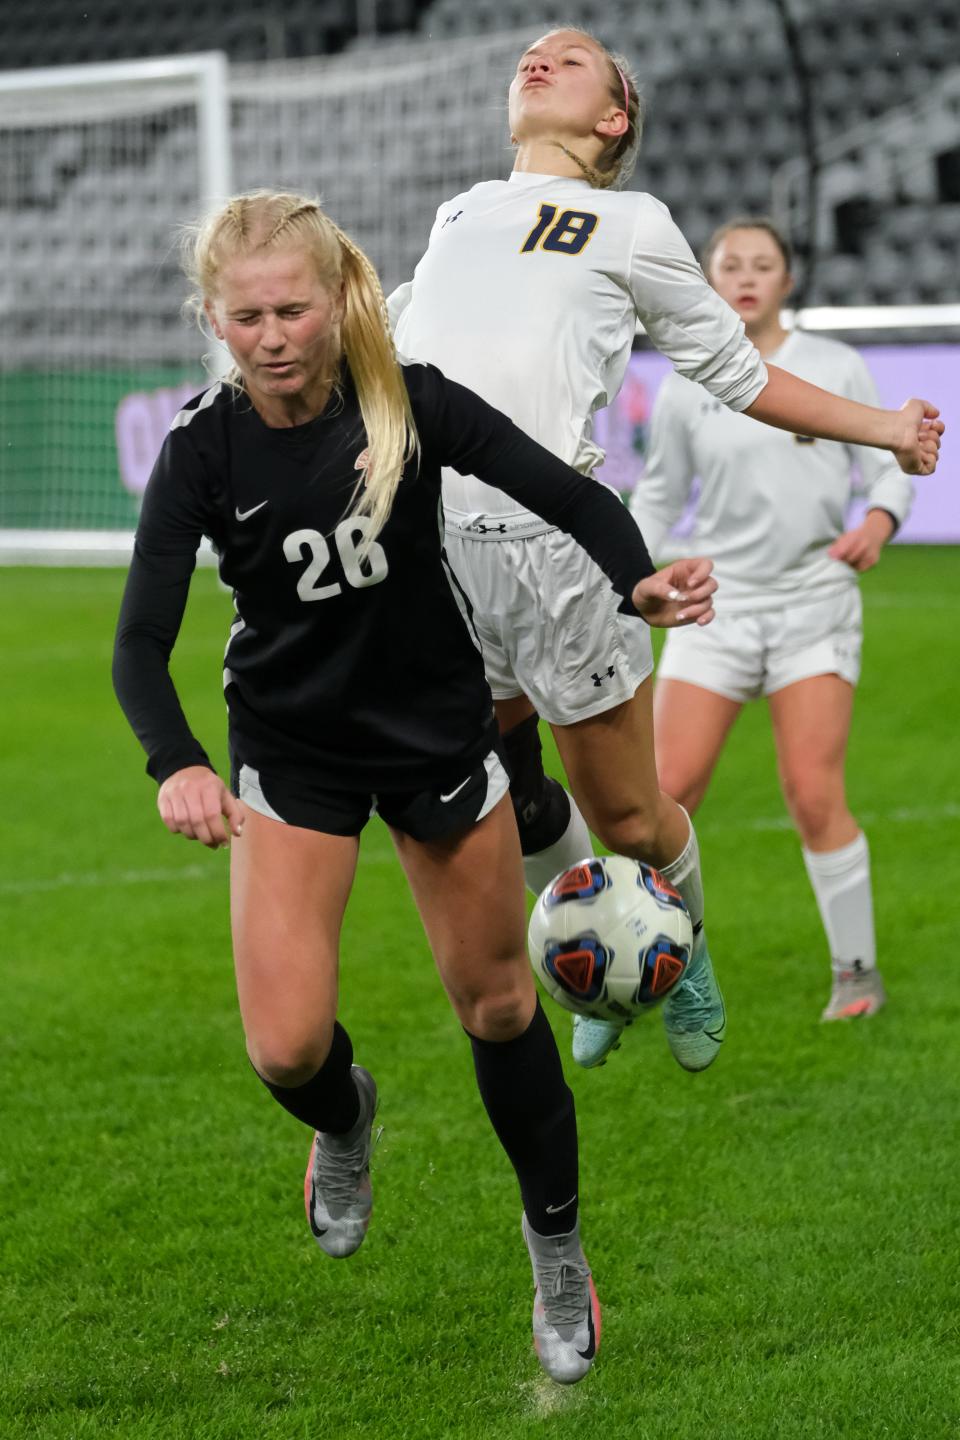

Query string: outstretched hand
[157,765,245,849]
[632,556,717,628]
[894,399,944,476]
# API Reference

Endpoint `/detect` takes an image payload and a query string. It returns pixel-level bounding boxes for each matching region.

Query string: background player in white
[389,27,943,1069]
[112,190,712,1385]
[630,217,912,1021]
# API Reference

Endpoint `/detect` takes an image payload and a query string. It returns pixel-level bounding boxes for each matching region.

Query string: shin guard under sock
[468,999,578,1236]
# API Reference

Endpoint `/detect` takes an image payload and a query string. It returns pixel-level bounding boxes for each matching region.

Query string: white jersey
[390,170,767,532]
[628,330,914,610]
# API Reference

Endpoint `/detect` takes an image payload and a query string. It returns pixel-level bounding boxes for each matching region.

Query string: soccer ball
[528,856,693,1022]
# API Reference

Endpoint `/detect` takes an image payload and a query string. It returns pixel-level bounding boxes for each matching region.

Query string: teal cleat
[572,1014,627,1069]
[662,929,726,1072]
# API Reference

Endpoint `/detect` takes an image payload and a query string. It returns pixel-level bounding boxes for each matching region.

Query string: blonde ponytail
[181,189,419,550]
[329,222,420,553]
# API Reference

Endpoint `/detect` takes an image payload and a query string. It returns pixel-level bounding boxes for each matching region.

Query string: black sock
[255,1021,360,1135]
[467,999,579,1236]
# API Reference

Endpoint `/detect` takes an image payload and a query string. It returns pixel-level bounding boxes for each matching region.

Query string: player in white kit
[630,218,913,1022]
[389,28,943,1070]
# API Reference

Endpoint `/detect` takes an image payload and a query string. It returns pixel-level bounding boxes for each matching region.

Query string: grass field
[2,548,959,1439]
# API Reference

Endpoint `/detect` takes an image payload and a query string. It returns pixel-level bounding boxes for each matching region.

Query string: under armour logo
[441,209,464,229]
[474,521,508,534]
[590,666,616,687]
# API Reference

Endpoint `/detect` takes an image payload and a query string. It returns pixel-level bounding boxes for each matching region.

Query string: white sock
[658,809,705,932]
[802,832,876,974]
[522,792,592,896]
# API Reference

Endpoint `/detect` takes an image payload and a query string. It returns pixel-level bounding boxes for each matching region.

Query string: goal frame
[0,52,231,565]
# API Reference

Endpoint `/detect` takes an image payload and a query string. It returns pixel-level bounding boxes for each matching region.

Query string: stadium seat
[1,0,956,312]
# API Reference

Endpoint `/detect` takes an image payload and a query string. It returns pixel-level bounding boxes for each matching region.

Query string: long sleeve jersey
[113,362,655,792]
[390,171,768,531]
[628,330,914,609]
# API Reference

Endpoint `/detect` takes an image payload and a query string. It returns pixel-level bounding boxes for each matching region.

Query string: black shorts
[231,747,511,842]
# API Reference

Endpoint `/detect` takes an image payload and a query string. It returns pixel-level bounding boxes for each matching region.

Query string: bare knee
[464,990,535,1041]
[656,761,708,817]
[591,807,661,861]
[247,1021,334,1087]
[781,771,846,849]
[447,970,535,1042]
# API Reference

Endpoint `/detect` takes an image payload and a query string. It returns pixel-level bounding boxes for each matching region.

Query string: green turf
[2,549,959,1439]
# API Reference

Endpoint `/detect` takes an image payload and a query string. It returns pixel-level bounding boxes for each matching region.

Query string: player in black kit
[112,190,716,1385]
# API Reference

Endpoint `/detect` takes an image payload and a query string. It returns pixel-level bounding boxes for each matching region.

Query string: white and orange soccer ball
[528,856,693,1023]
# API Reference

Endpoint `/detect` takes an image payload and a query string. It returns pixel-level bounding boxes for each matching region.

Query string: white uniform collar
[507,170,592,188]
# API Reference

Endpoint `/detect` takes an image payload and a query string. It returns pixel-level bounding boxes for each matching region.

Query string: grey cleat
[822,965,886,1021]
[523,1213,601,1385]
[304,1065,378,1259]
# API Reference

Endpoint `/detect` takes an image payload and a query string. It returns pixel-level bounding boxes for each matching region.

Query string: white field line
[698,800,960,836]
[0,850,391,897]
[1,862,220,896]
[3,802,957,898]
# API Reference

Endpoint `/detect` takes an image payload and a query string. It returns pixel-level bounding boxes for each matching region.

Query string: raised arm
[407,363,715,627]
[826,352,916,572]
[746,368,942,477]
[627,199,944,478]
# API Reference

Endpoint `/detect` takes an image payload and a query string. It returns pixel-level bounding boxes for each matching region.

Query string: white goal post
[0,53,231,563]
[1,37,956,565]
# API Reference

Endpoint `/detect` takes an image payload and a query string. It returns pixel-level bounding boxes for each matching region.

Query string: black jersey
[113,362,654,792]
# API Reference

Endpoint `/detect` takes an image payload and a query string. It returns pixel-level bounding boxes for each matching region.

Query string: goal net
[0,53,230,561]
[0,32,530,562]
[228,30,531,297]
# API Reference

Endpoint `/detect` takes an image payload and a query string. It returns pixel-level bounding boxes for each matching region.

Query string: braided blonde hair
[182,190,418,549]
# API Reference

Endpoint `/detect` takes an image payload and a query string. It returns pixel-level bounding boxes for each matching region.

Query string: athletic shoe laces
[314,1113,378,1213]
[666,972,713,1032]
[664,934,719,1033]
[538,1256,591,1333]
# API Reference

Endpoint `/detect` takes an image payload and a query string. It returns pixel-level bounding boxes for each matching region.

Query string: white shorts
[657,587,863,704]
[444,528,654,726]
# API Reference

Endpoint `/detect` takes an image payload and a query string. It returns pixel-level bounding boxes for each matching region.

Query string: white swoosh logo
[545,1194,577,1215]
[236,501,268,521]
[439,777,471,803]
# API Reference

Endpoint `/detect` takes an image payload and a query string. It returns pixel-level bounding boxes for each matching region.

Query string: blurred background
[0,0,957,556]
